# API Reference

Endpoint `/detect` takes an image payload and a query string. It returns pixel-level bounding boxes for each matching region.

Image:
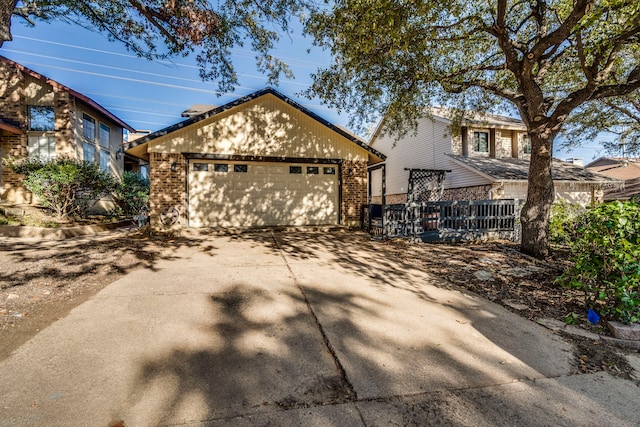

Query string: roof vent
[181,104,217,118]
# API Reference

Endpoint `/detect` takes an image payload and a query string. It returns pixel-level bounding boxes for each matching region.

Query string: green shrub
[557,201,640,324]
[549,200,584,245]
[111,171,150,216]
[6,157,114,219]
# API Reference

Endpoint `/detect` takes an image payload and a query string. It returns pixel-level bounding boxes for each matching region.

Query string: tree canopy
[305,0,640,257]
[562,94,640,157]
[1,0,309,91]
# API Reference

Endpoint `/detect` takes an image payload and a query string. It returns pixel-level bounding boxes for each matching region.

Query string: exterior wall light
[170,161,178,172]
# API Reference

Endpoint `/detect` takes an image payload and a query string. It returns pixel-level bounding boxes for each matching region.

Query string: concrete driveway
[0,230,638,426]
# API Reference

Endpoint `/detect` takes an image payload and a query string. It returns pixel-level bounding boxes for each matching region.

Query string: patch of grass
[0,212,62,228]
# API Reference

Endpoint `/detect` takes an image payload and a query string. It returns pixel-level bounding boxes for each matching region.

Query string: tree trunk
[0,0,18,47]
[520,133,555,258]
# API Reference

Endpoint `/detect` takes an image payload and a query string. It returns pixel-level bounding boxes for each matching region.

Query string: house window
[214,163,228,172]
[82,113,96,141]
[522,135,532,154]
[473,131,489,153]
[99,149,110,173]
[28,135,56,160]
[27,106,56,160]
[99,123,110,148]
[234,164,248,173]
[307,166,319,175]
[193,163,209,171]
[83,142,96,163]
[28,106,55,131]
[289,166,302,174]
[323,167,336,175]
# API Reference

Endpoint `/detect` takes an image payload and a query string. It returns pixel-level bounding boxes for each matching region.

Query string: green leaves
[8,0,309,92]
[558,201,640,324]
[7,156,114,219]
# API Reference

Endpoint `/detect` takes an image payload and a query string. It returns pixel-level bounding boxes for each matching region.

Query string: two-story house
[0,55,134,205]
[369,110,618,206]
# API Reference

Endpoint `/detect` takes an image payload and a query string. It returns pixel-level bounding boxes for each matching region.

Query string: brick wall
[149,152,185,228]
[341,160,368,227]
[0,60,29,203]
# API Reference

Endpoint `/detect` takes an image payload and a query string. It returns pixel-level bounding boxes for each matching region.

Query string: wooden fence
[364,199,523,242]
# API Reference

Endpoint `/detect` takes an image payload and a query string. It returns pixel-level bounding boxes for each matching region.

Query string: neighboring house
[125,88,385,228]
[369,110,618,206]
[0,55,134,204]
[586,157,640,201]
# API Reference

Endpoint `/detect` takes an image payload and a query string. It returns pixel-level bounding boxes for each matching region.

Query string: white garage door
[188,160,339,227]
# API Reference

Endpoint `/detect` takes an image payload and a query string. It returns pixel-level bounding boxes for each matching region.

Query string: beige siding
[188,160,338,227]
[370,117,490,197]
[148,94,369,163]
[502,182,597,206]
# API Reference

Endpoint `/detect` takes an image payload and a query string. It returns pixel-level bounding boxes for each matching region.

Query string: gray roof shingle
[448,155,622,185]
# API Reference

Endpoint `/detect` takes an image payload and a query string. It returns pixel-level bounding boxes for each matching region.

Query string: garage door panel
[188,161,339,227]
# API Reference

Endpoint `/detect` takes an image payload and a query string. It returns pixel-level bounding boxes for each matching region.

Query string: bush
[6,157,114,219]
[549,200,584,245]
[557,201,640,324]
[111,171,150,215]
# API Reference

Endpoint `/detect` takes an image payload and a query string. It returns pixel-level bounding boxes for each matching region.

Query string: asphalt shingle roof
[448,155,622,185]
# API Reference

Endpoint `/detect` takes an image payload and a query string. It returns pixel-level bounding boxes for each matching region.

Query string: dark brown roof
[448,155,621,185]
[0,55,134,132]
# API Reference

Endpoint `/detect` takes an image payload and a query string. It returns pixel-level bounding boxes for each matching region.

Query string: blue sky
[1,17,607,162]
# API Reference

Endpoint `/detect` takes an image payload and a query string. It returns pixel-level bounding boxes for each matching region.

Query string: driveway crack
[270,231,358,405]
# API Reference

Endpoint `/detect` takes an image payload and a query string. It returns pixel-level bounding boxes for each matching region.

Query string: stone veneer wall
[148,152,186,228]
[442,185,493,201]
[341,160,368,226]
[370,193,407,205]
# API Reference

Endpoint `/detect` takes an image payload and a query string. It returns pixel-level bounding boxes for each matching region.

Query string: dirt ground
[0,229,635,378]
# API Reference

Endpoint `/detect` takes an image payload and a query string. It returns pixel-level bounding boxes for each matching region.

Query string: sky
[1,16,609,162]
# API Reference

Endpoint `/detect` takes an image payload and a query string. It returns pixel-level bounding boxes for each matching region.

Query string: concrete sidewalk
[0,230,637,426]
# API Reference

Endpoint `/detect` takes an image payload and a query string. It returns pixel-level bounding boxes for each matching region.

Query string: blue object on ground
[587,309,600,325]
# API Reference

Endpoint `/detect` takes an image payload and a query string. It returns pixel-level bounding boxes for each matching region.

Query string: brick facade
[341,160,368,226]
[149,152,185,228]
[1,57,128,206]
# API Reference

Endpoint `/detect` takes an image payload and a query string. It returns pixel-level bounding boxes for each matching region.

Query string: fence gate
[406,169,449,203]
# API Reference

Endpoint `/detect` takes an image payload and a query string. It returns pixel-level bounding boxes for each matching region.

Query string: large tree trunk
[0,0,18,47]
[520,133,555,258]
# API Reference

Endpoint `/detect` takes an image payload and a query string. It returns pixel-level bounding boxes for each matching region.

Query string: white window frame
[473,131,489,153]
[99,122,110,148]
[28,134,56,161]
[83,142,96,163]
[27,105,56,160]
[82,113,96,142]
[99,149,110,173]
[522,134,532,154]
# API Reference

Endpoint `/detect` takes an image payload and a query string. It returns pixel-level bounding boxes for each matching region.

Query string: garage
[188,160,339,227]
[124,88,385,229]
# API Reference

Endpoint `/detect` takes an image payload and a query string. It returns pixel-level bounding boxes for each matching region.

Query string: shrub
[557,201,640,324]
[6,157,114,219]
[549,200,584,245]
[111,171,150,215]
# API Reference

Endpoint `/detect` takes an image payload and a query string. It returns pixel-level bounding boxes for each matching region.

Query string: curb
[537,318,640,351]
[0,220,131,240]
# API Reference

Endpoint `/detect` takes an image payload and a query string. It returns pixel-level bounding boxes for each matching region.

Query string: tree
[1,0,308,91]
[562,94,640,156]
[305,0,640,258]
[6,156,114,219]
